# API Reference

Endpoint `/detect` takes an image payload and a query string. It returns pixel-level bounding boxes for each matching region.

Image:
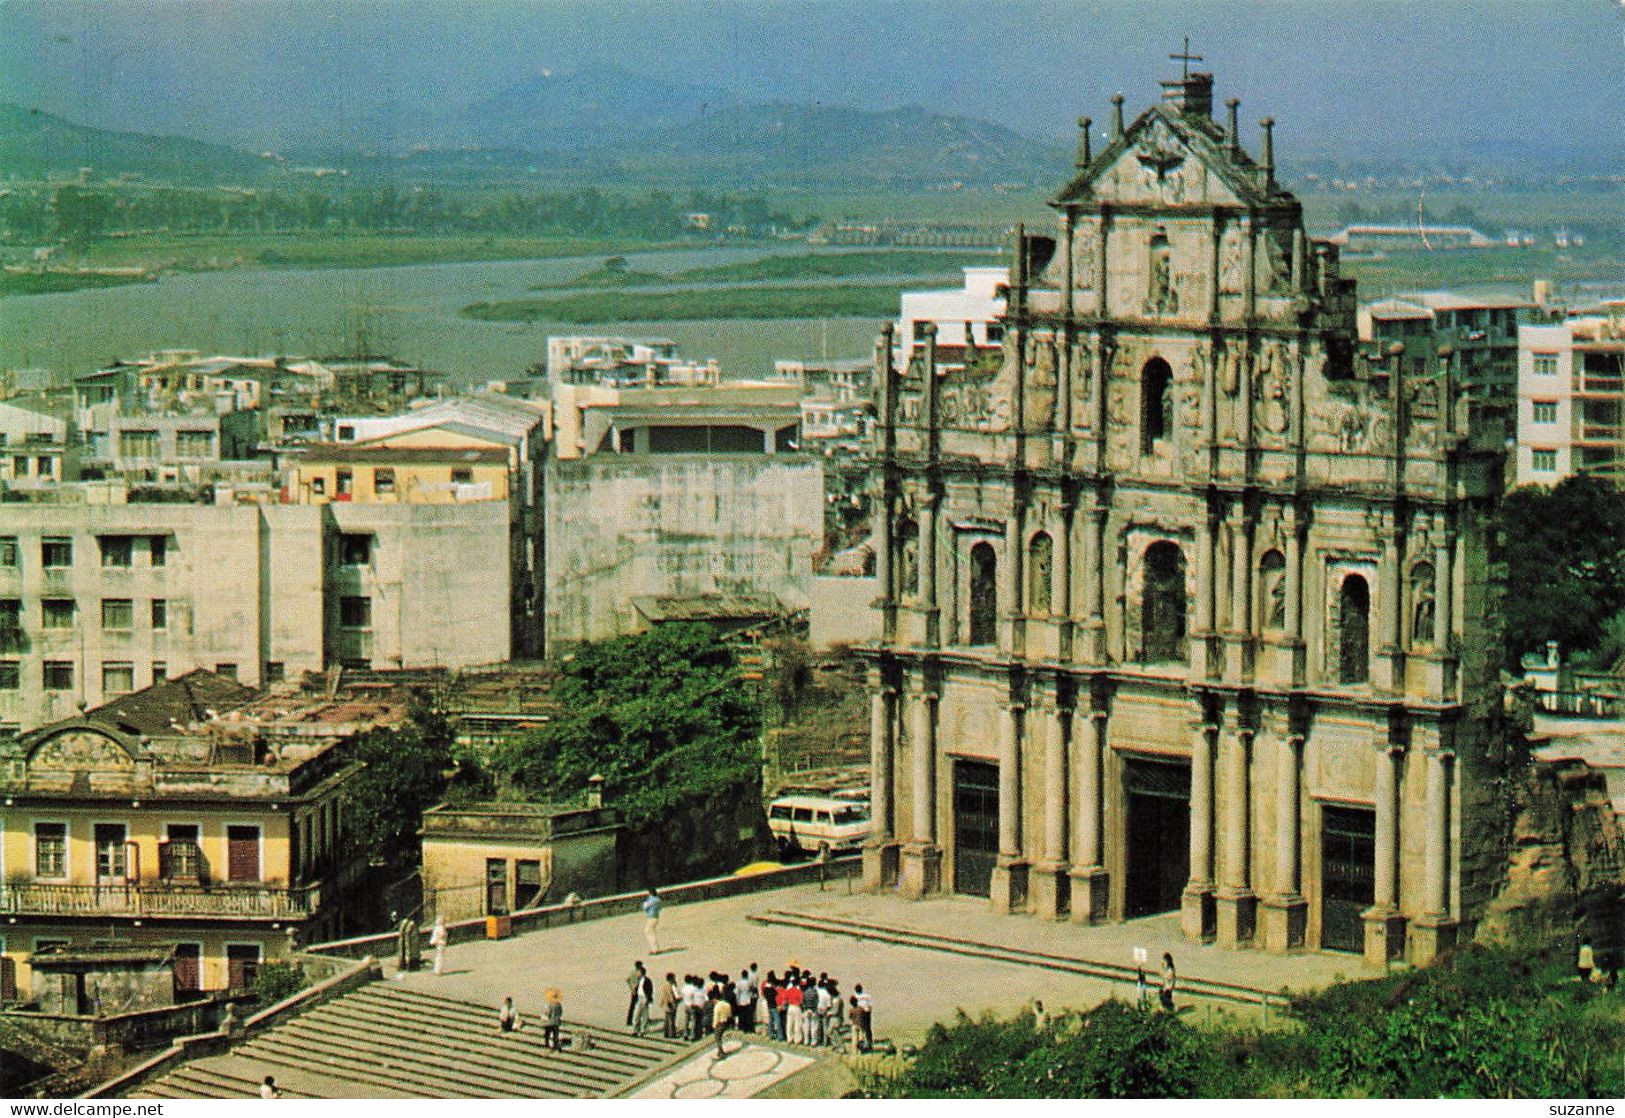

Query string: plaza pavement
[389,879,1386,1045]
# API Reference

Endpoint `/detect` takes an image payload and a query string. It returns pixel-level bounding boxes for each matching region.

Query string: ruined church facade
[859,71,1509,964]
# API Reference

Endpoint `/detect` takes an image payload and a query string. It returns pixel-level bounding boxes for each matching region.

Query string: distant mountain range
[0,65,1071,191]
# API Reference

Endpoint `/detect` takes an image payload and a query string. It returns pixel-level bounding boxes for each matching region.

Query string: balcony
[1572,374,1624,397]
[0,880,319,920]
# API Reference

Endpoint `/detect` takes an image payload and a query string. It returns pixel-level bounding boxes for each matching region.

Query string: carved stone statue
[1412,577,1437,647]
[1259,345,1291,434]
[1219,230,1245,293]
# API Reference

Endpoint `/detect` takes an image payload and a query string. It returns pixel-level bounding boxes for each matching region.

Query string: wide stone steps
[130,982,695,1098]
[747,909,1281,1006]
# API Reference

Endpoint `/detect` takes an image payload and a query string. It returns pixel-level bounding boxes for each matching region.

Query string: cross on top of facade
[1170,37,1203,80]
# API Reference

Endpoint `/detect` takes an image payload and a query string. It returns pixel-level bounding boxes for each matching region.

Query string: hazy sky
[0,0,1621,159]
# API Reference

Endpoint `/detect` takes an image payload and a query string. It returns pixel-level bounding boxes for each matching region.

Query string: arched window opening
[1339,574,1371,684]
[1259,549,1287,631]
[1142,540,1187,663]
[1410,562,1437,647]
[1027,532,1053,615]
[1141,357,1173,455]
[969,543,998,646]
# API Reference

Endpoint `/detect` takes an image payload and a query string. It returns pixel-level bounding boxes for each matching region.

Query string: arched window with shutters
[969,542,998,646]
[1141,357,1173,454]
[1338,574,1371,683]
[1027,532,1053,615]
[1141,540,1187,663]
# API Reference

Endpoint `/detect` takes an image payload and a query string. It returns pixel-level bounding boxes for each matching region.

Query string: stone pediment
[1055,105,1278,210]
[25,723,141,771]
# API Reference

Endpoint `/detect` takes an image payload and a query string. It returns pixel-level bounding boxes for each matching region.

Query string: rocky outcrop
[1477,757,1625,960]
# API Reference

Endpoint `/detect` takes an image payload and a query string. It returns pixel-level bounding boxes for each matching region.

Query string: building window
[151,599,167,630]
[985,323,1004,343]
[152,661,167,682]
[1027,532,1053,615]
[42,599,75,628]
[374,467,395,495]
[101,598,133,630]
[102,662,134,694]
[968,541,998,646]
[0,537,17,567]
[41,538,72,568]
[1533,353,1558,377]
[0,661,17,690]
[515,859,543,909]
[311,476,326,496]
[161,824,203,880]
[451,467,474,485]
[1532,401,1558,424]
[1531,448,1558,472]
[0,598,18,630]
[339,596,372,629]
[120,429,160,460]
[337,424,355,441]
[226,825,261,882]
[34,823,67,878]
[1141,540,1188,663]
[265,661,285,683]
[339,533,371,566]
[99,536,133,567]
[150,536,167,567]
[175,430,214,458]
[94,823,128,879]
[1338,574,1371,684]
[335,468,353,497]
[226,944,261,991]
[215,662,238,681]
[1140,357,1173,454]
[486,858,510,915]
[43,661,74,690]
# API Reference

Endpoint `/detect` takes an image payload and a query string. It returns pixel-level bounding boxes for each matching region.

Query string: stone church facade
[859,71,1510,964]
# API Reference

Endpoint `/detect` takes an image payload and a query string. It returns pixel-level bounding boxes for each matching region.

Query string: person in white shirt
[429,914,448,976]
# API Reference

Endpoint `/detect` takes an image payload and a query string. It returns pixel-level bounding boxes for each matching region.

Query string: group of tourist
[627,959,876,1056]
[497,988,567,1051]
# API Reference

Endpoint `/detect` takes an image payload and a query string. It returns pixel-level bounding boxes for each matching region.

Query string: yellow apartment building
[286,445,510,506]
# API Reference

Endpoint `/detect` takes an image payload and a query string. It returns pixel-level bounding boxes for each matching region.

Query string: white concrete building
[1515,317,1625,485]
[897,266,1010,359]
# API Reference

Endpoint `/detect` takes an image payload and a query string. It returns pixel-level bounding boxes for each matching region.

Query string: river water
[0,247,896,386]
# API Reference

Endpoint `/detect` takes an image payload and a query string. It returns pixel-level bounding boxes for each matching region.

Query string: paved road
[389,880,1383,1045]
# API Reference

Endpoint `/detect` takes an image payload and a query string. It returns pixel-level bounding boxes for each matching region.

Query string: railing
[1534,689,1625,720]
[1573,375,1624,395]
[0,880,318,919]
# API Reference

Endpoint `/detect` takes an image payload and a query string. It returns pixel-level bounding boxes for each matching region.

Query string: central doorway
[952,759,999,897]
[1321,804,1375,953]
[1124,757,1191,917]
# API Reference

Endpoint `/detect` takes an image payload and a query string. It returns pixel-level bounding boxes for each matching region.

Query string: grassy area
[463,283,908,323]
[1344,245,1625,299]
[63,233,688,274]
[0,270,156,297]
[542,248,997,291]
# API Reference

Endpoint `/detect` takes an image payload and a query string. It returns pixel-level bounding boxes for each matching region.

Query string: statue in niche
[897,516,920,596]
[1221,345,1245,397]
[1219,230,1245,293]
[1260,550,1287,631]
[1412,572,1437,647]
[1258,229,1292,294]
[1073,228,1098,289]
[1145,235,1178,316]
[1258,344,1291,434]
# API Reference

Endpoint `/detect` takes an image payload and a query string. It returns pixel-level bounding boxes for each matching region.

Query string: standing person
[260,1075,281,1099]
[1031,999,1048,1031]
[712,990,734,1058]
[631,968,654,1037]
[762,972,781,1041]
[688,976,707,1041]
[783,976,804,1045]
[1159,953,1177,1013]
[827,979,845,1049]
[734,969,755,1033]
[660,972,680,1039]
[1135,966,1149,1009]
[498,995,521,1033]
[1579,939,1596,984]
[625,961,646,1027]
[642,888,663,954]
[542,988,564,1052]
[429,914,448,976]
[851,984,873,1053]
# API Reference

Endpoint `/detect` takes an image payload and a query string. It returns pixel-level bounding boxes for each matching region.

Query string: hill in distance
[0,102,267,182]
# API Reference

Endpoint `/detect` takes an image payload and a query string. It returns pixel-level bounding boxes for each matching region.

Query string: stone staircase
[131,983,694,1099]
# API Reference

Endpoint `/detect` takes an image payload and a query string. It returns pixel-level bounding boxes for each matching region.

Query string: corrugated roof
[84,669,258,738]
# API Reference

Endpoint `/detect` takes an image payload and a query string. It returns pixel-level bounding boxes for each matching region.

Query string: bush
[251,961,306,1007]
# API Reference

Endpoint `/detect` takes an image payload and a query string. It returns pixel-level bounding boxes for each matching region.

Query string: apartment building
[0,487,510,734]
[0,673,364,1001]
[1516,316,1625,485]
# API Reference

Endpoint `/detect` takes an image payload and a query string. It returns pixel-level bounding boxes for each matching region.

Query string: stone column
[861,682,899,892]
[1056,500,1075,660]
[1224,507,1254,679]
[989,702,1029,914]
[1284,506,1305,686]
[1362,744,1406,965]
[1083,505,1108,663]
[1259,732,1307,951]
[1377,512,1404,692]
[1005,508,1025,656]
[1410,750,1458,963]
[919,491,940,647]
[1033,700,1071,919]
[873,482,894,640]
[1071,705,1110,922]
[1180,720,1217,940]
[899,680,941,898]
[1192,512,1215,678]
[1215,725,1257,947]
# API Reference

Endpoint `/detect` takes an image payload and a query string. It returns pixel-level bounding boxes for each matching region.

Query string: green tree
[340,693,454,867]
[1500,475,1625,667]
[251,960,306,1007]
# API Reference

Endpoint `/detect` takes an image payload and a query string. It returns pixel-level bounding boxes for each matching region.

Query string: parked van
[767,794,870,858]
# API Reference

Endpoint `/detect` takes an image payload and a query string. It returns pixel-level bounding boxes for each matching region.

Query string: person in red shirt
[783,977,805,1044]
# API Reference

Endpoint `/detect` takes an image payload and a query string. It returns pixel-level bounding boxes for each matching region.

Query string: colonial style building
[860,69,1509,964]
